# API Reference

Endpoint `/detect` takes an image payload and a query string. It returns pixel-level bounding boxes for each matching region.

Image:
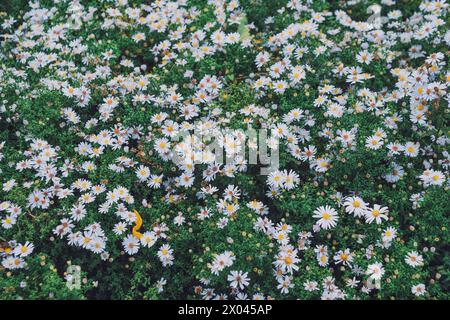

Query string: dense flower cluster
[0,0,448,300]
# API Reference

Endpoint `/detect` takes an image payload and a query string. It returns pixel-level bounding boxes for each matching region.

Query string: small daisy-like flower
[313,205,339,230]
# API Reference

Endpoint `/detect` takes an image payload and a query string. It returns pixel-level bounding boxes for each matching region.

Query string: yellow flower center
[284,256,293,265]
[226,204,235,213]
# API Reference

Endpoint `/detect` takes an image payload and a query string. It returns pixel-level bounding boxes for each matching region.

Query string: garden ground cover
[0,0,449,300]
